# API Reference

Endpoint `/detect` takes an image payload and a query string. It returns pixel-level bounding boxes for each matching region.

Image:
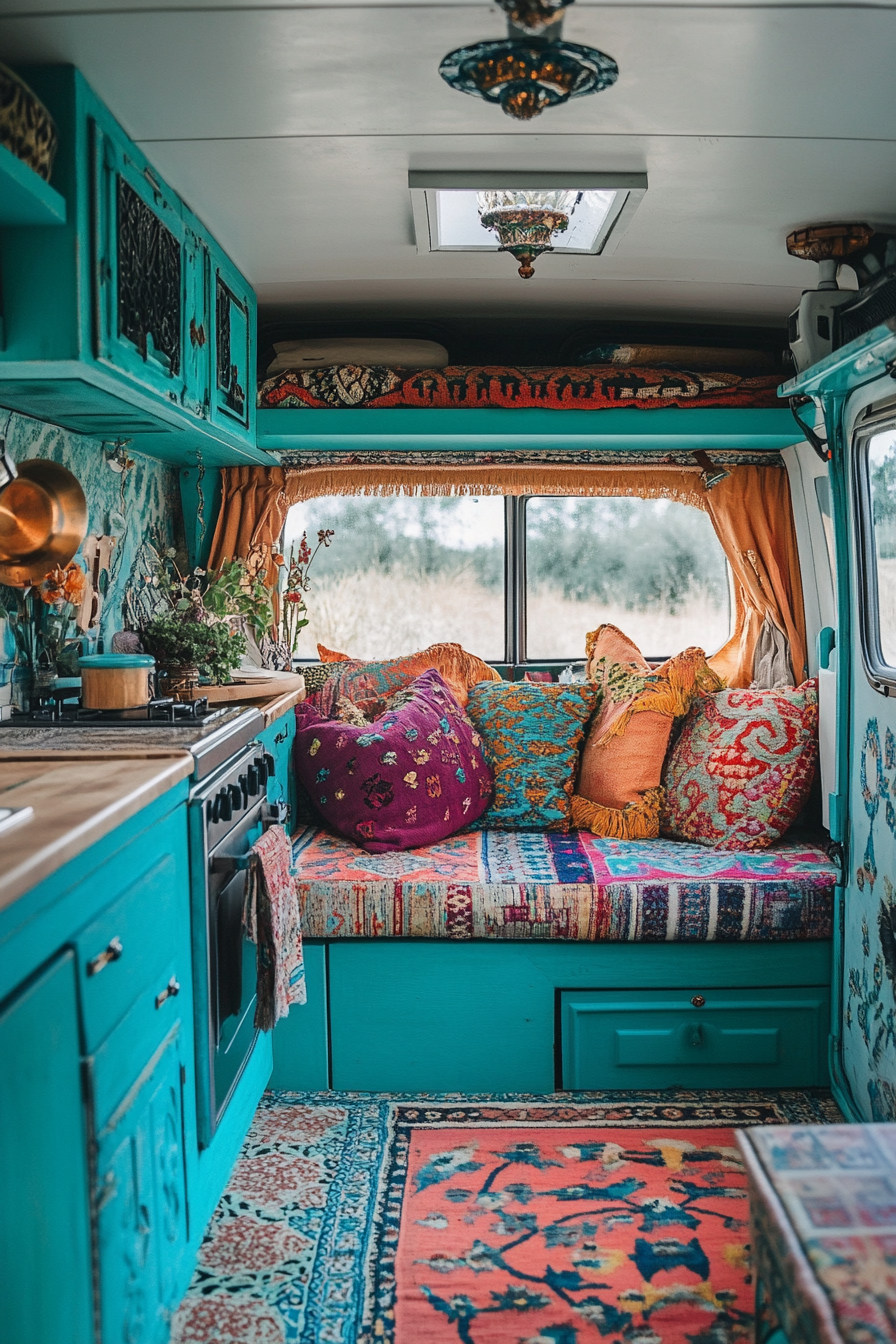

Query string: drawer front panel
[90,962,187,1133]
[561,987,830,1090]
[75,814,187,1052]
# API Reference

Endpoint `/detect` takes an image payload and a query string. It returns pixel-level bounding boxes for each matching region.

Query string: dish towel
[243,824,306,1030]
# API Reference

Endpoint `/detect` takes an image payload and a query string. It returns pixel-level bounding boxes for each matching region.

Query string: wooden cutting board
[192,673,306,703]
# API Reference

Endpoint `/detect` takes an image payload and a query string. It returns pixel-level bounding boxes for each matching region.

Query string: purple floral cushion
[293,669,494,852]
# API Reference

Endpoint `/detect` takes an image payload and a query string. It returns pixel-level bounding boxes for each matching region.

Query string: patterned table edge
[736,1130,846,1344]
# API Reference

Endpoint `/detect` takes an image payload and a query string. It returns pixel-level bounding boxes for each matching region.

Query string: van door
[843,397,896,1121]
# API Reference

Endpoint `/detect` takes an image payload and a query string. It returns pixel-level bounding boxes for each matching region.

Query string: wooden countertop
[255,686,305,729]
[0,753,193,913]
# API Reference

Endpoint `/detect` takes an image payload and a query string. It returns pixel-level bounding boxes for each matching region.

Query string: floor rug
[171,1089,842,1344]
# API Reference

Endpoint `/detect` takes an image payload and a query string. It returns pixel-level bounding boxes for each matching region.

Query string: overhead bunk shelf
[257,407,798,455]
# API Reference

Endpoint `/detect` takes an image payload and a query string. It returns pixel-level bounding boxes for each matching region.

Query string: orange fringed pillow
[571,624,725,840]
[314,641,502,716]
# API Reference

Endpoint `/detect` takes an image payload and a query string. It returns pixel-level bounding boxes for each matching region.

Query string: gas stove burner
[12,692,228,727]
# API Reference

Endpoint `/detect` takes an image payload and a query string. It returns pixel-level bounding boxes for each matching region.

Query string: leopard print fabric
[0,64,58,181]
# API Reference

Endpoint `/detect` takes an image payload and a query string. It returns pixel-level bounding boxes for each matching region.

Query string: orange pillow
[572,624,724,840]
[314,641,502,716]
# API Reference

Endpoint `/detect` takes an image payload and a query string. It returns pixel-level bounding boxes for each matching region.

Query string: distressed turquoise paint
[0,409,184,681]
[0,66,263,467]
[258,406,797,454]
[324,940,832,1094]
[781,323,896,401]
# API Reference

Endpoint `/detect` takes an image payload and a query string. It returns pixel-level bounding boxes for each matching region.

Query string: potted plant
[140,550,273,698]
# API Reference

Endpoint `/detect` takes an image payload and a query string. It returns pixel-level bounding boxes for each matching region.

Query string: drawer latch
[87,936,123,977]
[155,976,181,1009]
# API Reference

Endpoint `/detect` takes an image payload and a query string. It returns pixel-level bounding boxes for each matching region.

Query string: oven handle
[210,854,251,874]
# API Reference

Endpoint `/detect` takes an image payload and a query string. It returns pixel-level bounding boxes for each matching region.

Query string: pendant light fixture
[477,189,579,278]
[439,0,618,122]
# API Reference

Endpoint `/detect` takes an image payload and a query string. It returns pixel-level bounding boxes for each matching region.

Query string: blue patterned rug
[171,1089,841,1344]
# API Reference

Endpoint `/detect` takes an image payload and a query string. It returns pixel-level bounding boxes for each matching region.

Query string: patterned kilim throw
[171,1089,841,1344]
[258,365,781,411]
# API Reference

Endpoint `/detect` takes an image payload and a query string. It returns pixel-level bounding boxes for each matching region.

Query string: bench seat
[292,827,835,942]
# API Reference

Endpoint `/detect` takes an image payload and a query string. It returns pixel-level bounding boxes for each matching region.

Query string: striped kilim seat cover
[291,827,835,942]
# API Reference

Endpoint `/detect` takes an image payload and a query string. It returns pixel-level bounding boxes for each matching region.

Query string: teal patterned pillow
[466,681,599,831]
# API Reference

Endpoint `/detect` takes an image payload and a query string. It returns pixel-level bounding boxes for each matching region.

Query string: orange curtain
[208,459,806,688]
[207,466,291,585]
[703,465,808,688]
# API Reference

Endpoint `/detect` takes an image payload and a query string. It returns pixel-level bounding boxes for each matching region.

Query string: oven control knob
[216,788,232,822]
[238,774,249,805]
[264,752,275,779]
[228,783,242,812]
[247,764,260,796]
[254,754,269,785]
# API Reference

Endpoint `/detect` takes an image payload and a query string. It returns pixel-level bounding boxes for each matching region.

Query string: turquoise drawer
[74,815,187,1052]
[560,986,830,1090]
[90,959,187,1133]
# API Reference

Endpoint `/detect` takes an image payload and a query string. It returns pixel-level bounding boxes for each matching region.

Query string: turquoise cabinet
[320,940,832,1093]
[559,986,830,1090]
[0,65,261,466]
[0,787,196,1344]
[0,950,94,1344]
[91,116,191,409]
[96,1028,189,1344]
[258,711,298,831]
[210,246,253,436]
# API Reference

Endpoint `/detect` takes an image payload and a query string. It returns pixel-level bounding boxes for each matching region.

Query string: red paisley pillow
[660,681,818,850]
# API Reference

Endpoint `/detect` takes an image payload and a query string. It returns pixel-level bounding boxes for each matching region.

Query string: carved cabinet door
[210,246,254,436]
[96,1030,189,1344]
[91,115,190,409]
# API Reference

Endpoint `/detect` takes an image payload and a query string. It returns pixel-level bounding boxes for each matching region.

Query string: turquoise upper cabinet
[0,66,262,466]
[211,247,253,435]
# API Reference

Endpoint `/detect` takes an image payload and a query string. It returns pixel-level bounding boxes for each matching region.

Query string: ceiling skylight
[435,188,618,253]
[409,172,647,262]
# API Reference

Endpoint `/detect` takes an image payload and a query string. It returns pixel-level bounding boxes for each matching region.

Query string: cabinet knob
[87,936,123,977]
[691,994,706,1008]
[155,976,181,1009]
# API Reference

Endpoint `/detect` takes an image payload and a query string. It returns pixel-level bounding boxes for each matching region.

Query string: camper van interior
[1,5,896,1341]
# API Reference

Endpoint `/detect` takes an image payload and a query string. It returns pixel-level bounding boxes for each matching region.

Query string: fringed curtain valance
[207,460,806,689]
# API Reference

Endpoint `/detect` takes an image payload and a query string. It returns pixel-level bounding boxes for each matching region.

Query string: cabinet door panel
[97,1029,188,1344]
[211,250,254,433]
[92,117,189,405]
[0,951,94,1344]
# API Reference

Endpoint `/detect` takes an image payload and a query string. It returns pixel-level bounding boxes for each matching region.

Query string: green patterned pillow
[466,681,600,831]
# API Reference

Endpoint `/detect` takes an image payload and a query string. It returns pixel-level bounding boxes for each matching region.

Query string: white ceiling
[2,0,895,326]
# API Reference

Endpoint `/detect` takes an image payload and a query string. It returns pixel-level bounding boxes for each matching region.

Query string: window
[408,172,647,260]
[525,497,731,660]
[431,190,623,254]
[283,493,731,664]
[860,422,896,678]
[282,495,505,662]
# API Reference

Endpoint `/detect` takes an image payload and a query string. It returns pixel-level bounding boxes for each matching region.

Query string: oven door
[190,745,267,1148]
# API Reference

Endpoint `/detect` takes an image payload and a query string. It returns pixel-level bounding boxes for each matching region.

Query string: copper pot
[0,458,88,586]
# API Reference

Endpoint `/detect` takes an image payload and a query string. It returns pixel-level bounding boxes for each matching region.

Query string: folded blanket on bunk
[291,827,835,942]
[258,364,781,412]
